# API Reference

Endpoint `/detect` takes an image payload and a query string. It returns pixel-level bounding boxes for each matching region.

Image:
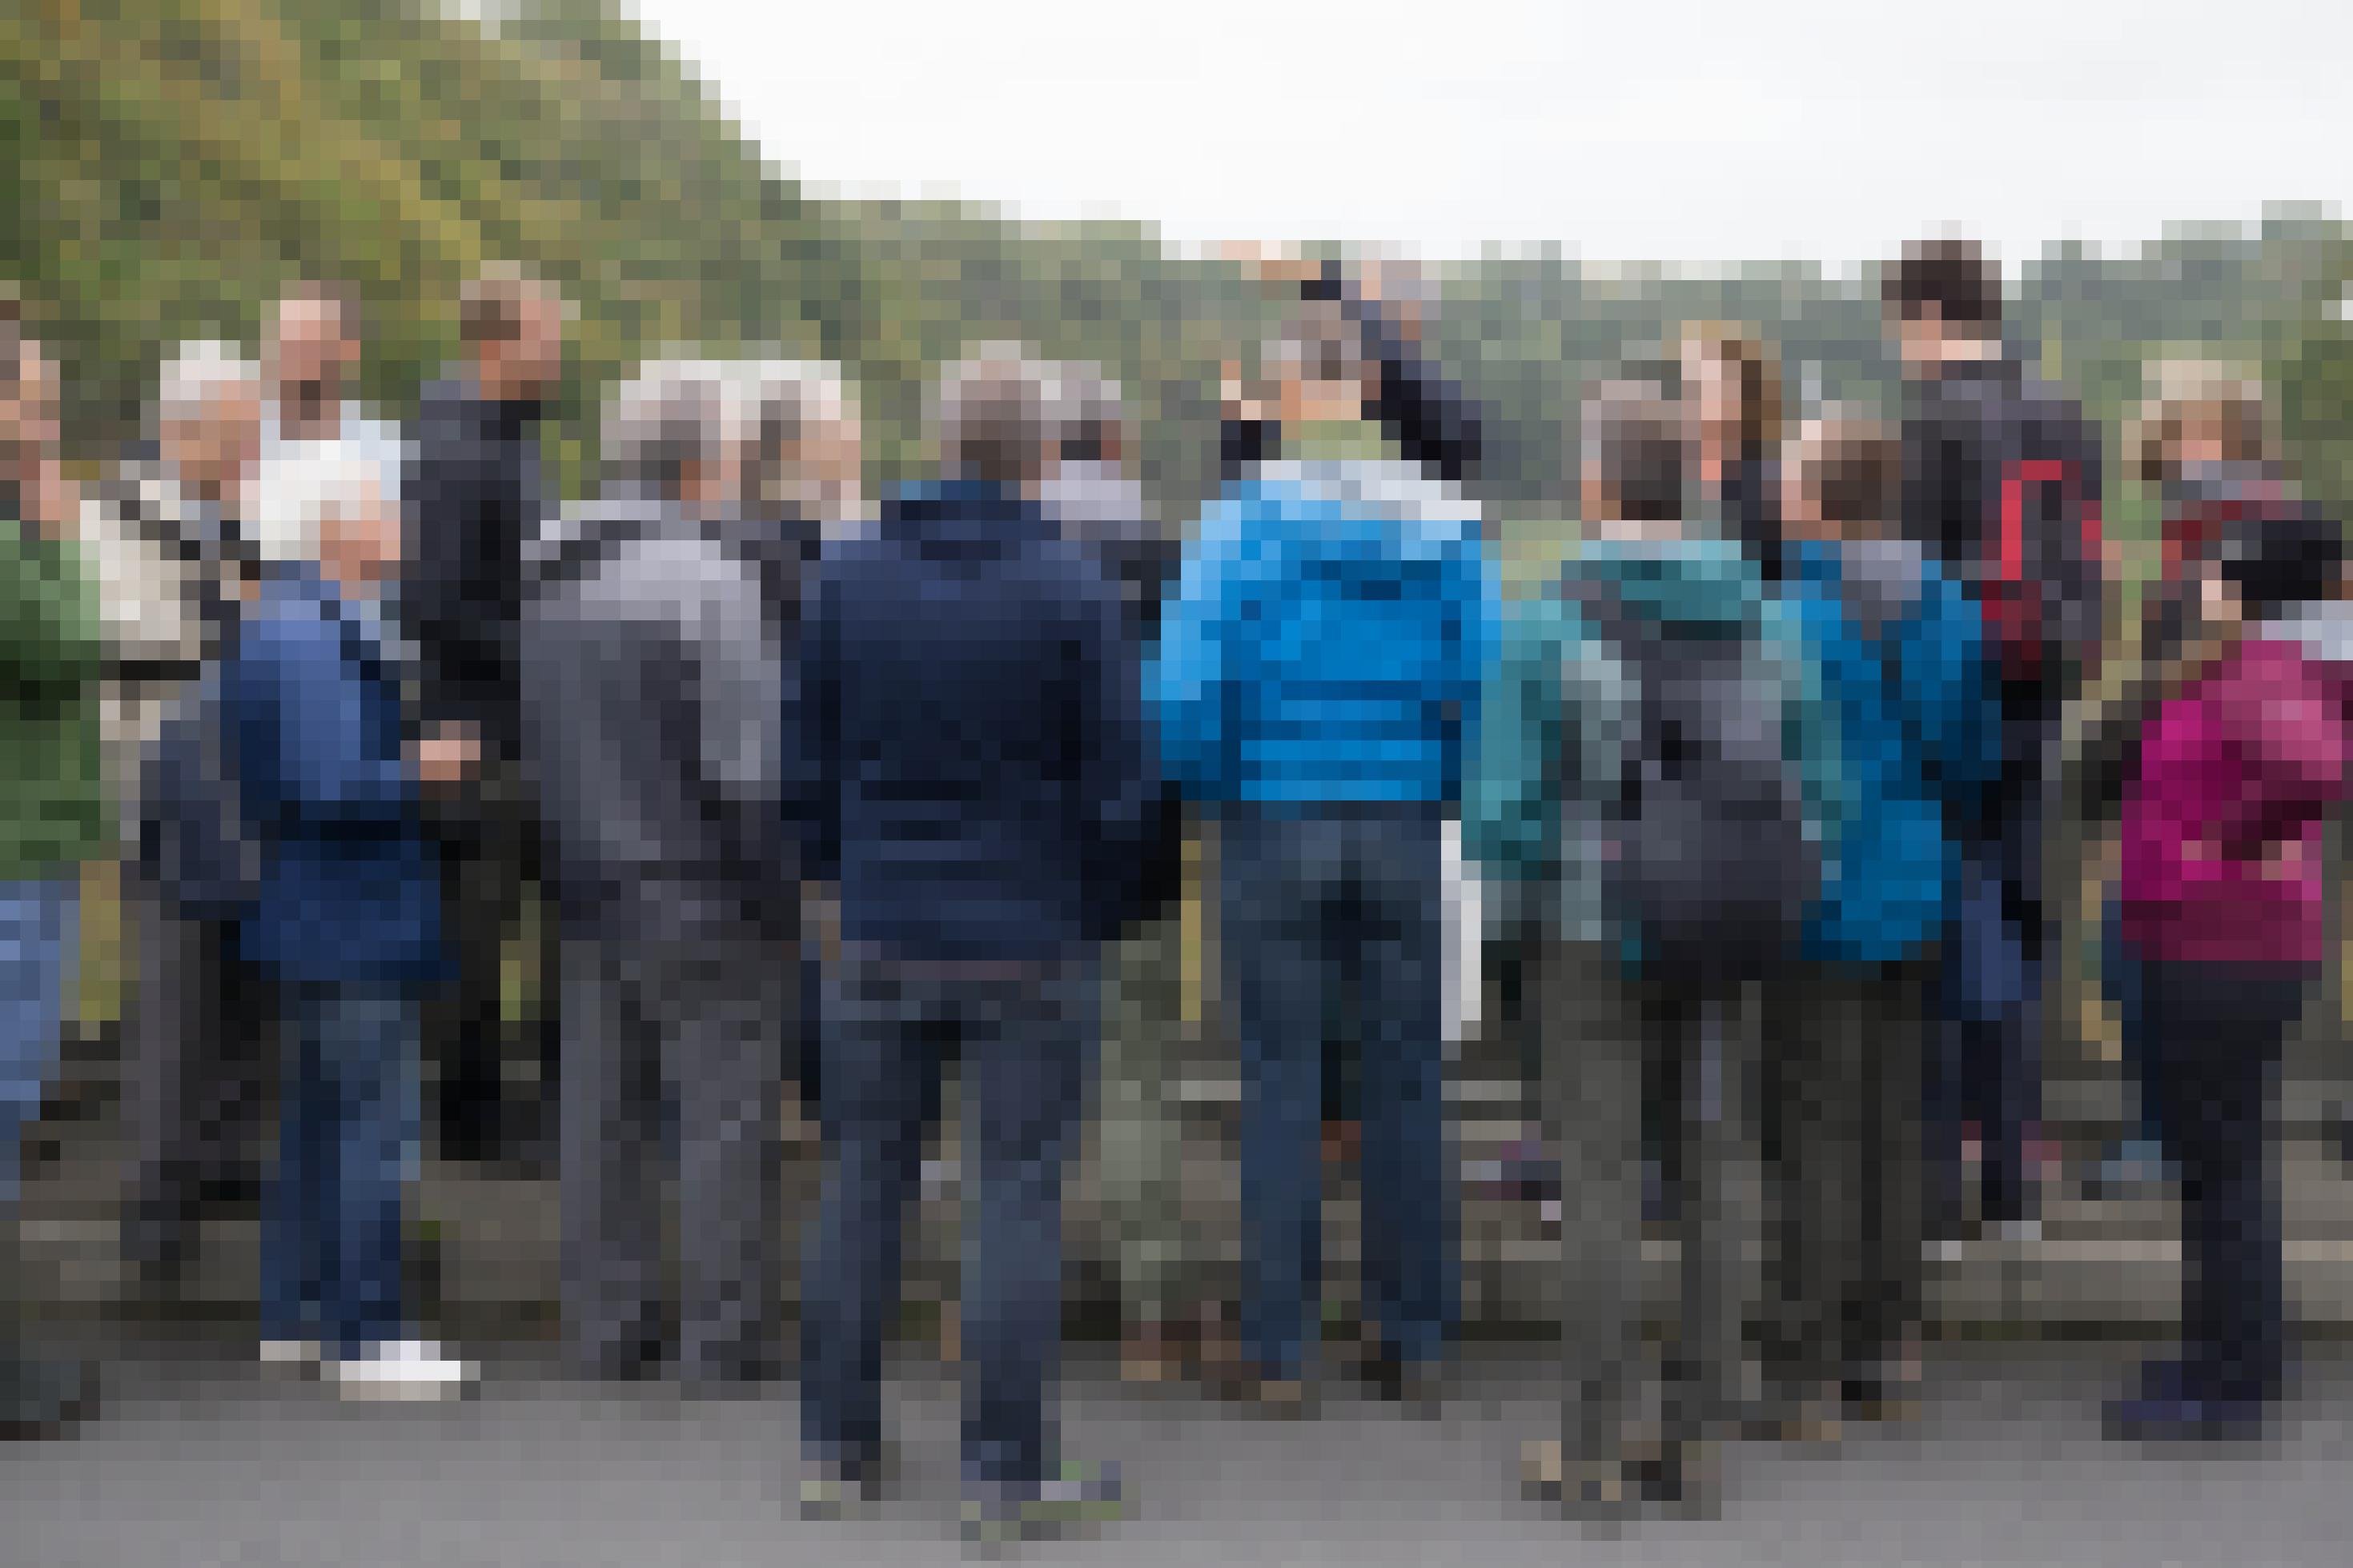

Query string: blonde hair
[2129,359,2273,487]
[1680,321,1786,455]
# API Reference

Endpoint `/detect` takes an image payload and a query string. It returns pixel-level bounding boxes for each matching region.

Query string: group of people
[1,234,2348,1539]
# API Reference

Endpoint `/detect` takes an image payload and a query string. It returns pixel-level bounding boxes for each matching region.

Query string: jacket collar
[884,479,1055,557]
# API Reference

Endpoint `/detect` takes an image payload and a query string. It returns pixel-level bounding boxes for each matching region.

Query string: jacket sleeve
[1905,571,2002,801]
[1440,524,1501,806]
[785,563,841,887]
[1464,599,1561,893]
[227,613,413,829]
[1073,567,1163,942]
[0,532,106,700]
[688,563,791,891]
[1147,496,1251,803]
[1312,260,1485,484]
[2214,653,2347,858]
[1761,595,1844,853]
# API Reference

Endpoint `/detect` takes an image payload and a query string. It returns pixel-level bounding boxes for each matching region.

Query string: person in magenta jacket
[2105,504,2353,1442]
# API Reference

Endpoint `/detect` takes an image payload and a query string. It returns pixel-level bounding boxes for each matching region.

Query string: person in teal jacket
[1765,415,1998,1438]
[1467,384,1834,1517]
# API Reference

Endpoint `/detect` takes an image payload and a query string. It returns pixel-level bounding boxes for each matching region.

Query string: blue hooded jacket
[1776,537,2000,964]
[1149,459,1498,808]
[222,563,443,986]
[791,479,1159,960]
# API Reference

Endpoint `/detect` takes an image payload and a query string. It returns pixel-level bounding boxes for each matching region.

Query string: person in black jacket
[792,345,1156,1537]
[404,265,570,1169]
[1885,237,2111,1244]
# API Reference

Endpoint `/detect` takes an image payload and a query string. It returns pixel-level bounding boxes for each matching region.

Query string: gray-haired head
[1048,361,1128,465]
[1580,380,1687,527]
[155,340,264,507]
[601,357,737,507]
[156,340,261,426]
[740,358,864,522]
[930,343,1057,488]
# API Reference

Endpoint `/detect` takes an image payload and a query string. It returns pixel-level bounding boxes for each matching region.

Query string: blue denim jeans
[1220,804,1456,1381]
[261,982,420,1357]
[800,954,1094,1497]
[0,876,78,1210]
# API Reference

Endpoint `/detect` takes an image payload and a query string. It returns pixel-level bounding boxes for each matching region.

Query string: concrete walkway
[6,1339,2351,1567]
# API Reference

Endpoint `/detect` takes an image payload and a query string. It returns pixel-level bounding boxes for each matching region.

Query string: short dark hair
[1582,381,1686,524]
[1884,237,2002,330]
[460,265,560,347]
[1797,418,1900,528]
[2219,507,2350,621]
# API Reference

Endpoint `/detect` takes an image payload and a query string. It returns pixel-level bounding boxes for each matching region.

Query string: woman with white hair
[220,451,475,1400]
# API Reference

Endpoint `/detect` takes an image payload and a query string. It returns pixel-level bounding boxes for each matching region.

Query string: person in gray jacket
[520,360,793,1388]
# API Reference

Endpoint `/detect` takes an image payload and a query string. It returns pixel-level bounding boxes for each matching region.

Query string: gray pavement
[6,1339,2353,1567]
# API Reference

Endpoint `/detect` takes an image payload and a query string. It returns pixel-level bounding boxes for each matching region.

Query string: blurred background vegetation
[11,0,2353,1044]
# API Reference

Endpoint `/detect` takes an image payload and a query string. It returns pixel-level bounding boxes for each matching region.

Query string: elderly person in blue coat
[224,455,470,1401]
[1151,298,1498,1417]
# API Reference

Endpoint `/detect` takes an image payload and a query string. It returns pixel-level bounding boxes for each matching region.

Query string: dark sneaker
[960,1458,1125,1547]
[2104,1394,2270,1444]
[1359,1351,1445,1417]
[0,1350,94,1441]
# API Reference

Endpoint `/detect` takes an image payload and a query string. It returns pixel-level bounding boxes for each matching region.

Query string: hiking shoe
[960,1458,1124,1547]
[2104,1394,2270,1444]
[1520,1438,1638,1522]
[327,1339,476,1403]
[1359,1351,1445,1417]
[799,1458,882,1521]
[0,1350,94,1441]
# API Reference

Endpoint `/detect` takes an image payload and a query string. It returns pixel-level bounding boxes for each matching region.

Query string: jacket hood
[1233,460,1478,595]
[884,479,1058,559]
[1570,533,1766,630]
[526,495,669,583]
[1788,535,1929,631]
[2257,600,2353,667]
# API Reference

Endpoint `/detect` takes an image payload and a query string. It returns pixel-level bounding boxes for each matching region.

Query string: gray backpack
[1563,576,1818,982]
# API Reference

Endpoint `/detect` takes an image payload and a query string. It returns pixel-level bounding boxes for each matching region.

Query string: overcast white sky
[622,0,2349,269]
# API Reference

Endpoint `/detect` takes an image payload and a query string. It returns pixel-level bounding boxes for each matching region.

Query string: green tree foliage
[6,0,2350,551]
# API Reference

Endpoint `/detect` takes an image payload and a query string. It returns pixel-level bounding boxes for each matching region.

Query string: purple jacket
[2118,634,2351,965]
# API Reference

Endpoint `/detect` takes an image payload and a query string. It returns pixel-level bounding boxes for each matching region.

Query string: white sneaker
[327,1340,477,1402]
[259,1338,321,1372]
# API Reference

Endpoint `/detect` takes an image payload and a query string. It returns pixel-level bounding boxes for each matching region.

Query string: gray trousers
[1540,943,1764,1457]
[1770,960,1928,1396]
[1095,904,1195,1326]
[558,928,789,1382]
[121,867,274,1277]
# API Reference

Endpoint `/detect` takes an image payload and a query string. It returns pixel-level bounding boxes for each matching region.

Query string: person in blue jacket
[1152,299,1498,1417]
[1766,415,1999,1436]
[223,456,471,1401]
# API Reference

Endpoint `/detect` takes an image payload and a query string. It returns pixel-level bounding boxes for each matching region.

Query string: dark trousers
[1220,804,1456,1381]
[122,868,275,1275]
[559,929,788,1382]
[800,954,1094,1495]
[1929,711,2053,1232]
[2125,951,2311,1403]
[424,763,558,1161]
[1770,960,1929,1395]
